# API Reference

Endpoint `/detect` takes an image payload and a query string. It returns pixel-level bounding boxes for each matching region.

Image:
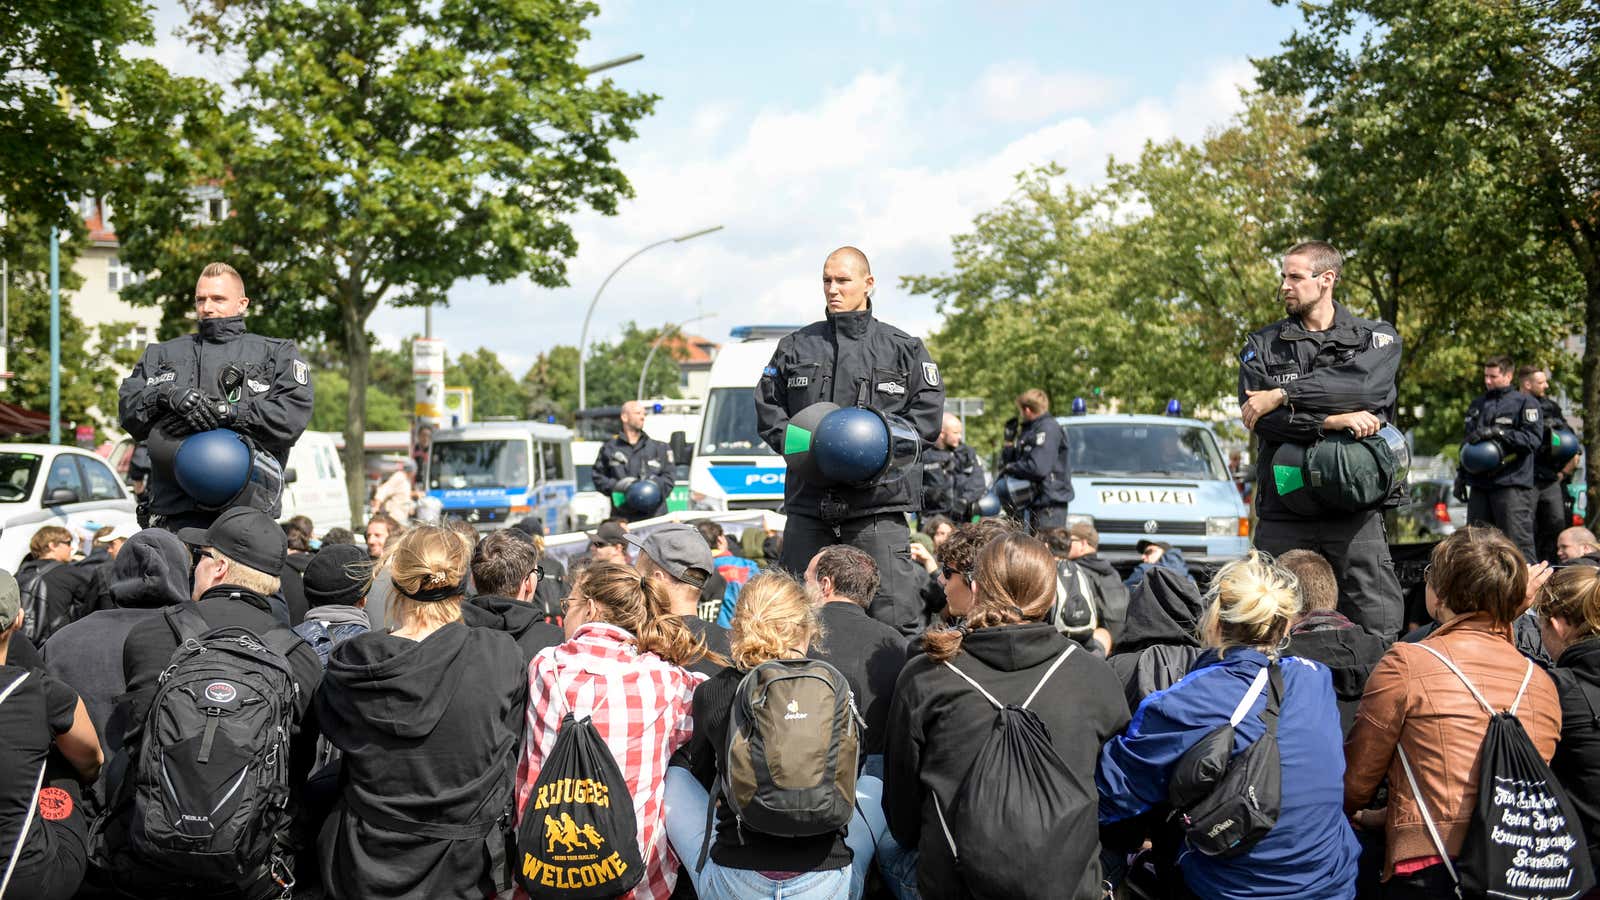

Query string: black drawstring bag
[1400,645,1595,900]
[515,714,645,899]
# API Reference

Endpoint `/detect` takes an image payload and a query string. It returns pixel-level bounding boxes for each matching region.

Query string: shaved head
[826,246,871,276]
[822,247,875,314]
[939,413,963,448]
[619,400,646,433]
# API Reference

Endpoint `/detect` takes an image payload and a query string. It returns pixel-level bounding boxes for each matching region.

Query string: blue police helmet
[1546,425,1581,468]
[1460,439,1506,475]
[812,407,891,484]
[623,479,663,513]
[994,475,1037,513]
[174,430,252,507]
[975,492,1003,518]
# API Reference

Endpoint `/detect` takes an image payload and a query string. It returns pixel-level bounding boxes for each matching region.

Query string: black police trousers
[1256,510,1403,640]
[781,512,923,636]
[1533,479,1566,565]
[1468,485,1536,562]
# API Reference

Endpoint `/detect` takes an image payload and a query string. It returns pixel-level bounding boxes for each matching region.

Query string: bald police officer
[591,400,674,522]
[756,247,944,635]
[118,262,313,531]
[1239,241,1404,639]
[921,413,987,524]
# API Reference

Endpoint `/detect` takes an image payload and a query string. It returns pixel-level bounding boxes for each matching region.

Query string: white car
[0,444,139,571]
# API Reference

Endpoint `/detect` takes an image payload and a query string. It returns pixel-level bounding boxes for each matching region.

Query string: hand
[1240,388,1287,431]
[1524,560,1554,612]
[1003,416,1019,444]
[614,477,638,493]
[1350,808,1386,831]
[909,541,935,571]
[1452,476,1470,504]
[1324,411,1383,438]
[164,386,221,434]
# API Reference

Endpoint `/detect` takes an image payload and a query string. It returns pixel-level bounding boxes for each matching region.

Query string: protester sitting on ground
[107,507,324,898]
[665,572,880,899]
[76,522,134,613]
[1123,539,1195,591]
[16,524,99,644]
[585,519,631,566]
[926,518,1018,631]
[1559,525,1600,566]
[739,527,768,566]
[0,571,105,900]
[1279,549,1387,735]
[365,512,400,561]
[631,523,732,677]
[885,532,1130,900]
[323,526,358,546]
[1062,522,1131,642]
[805,545,907,771]
[1106,566,1207,710]
[1099,551,1360,899]
[1536,564,1600,878]
[461,529,564,664]
[1042,526,1116,654]
[42,529,189,774]
[695,520,761,627]
[315,524,526,899]
[507,522,567,623]
[924,514,956,549]
[517,564,711,900]
[1345,527,1561,895]
[293,543,373,666]
[281,518,315,626]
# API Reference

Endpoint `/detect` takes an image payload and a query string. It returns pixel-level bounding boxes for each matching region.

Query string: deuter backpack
[932,646,1098,900]
[515,713,644,899]
[17,559,62,645]
[708,658,862,850]
[1167,663,1284,857]
[127,604,301,889]
[1052,558,1099,643]
[1398,644,1595,900]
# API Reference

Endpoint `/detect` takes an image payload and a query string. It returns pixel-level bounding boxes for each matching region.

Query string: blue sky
[145,0,1306,377]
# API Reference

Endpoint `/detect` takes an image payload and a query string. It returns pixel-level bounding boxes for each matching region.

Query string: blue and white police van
[426,421,576,533]
[1059,414,1250,565]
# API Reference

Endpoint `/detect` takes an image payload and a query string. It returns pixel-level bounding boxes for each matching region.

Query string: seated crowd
[3,509,1598,900]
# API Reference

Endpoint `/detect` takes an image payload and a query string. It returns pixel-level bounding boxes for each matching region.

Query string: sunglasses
[940,565,968,583]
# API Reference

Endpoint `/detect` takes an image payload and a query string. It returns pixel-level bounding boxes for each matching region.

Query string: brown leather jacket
[1344,613,1561,879]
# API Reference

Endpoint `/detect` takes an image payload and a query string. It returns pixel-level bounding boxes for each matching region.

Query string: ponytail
[575,564,722,669]
[924,533,1053,663]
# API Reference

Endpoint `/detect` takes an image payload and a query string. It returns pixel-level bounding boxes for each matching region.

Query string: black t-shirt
[680,616,732,678]
[0,664,79,869]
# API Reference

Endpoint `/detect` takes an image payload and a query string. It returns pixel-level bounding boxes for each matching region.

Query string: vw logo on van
[1143,520,1159,534]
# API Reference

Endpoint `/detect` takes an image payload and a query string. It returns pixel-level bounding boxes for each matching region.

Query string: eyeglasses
[940,566,969,583]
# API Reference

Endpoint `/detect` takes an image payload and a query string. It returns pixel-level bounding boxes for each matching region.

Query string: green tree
[310,368,410,432]
[451,347,528,419]
[581,323,684,409]
[1257,0,1598,510]
[108,0,657,523]
[522,345,580,422]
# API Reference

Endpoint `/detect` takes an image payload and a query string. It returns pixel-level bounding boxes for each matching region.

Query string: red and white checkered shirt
[515,622,706,900]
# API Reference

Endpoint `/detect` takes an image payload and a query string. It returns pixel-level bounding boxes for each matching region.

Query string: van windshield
[428,439,530,490]
[700,387,773,456]
[1062,422,1229,480]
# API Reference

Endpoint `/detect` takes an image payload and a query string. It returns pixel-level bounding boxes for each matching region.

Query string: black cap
[1135,539,1173,555]
[303,543,371,607]
[587,521,628,547]
[178,507,288,577]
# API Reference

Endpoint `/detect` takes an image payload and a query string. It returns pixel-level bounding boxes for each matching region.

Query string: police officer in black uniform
[591,400,674,522]
[756,246,944,636]
[999,388,1073,530]
[1518,365,1576,564]
[118,262,313,532]
[921,412,987,524]
[1457,355,1543,560]
[1239,241,1404,639]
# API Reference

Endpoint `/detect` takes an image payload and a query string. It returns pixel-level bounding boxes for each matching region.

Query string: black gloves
[613,477,638,493]
[1467,426,1506,445]
[1003,416,1019,444]
[1453,474,1470,503]
[160,385,232,436]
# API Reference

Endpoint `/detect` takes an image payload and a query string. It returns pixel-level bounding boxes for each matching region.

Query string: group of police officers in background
[124,245,1582,647]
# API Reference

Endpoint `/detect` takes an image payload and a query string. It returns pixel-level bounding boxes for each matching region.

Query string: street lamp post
[637,313,714,401]
[578,225,722,410]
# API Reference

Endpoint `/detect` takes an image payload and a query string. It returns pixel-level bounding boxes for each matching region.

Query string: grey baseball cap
[625,524,713,587]
[0,571,19,632]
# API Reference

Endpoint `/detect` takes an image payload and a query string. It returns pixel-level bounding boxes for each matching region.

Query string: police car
[1058,414,1250,565]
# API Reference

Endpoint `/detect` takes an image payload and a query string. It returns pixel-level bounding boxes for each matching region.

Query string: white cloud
[970,62,1126,124]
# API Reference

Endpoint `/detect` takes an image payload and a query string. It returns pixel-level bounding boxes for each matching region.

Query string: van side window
[540,441,565,480]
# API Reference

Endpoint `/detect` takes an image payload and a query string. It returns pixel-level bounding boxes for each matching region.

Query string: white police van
[426,421,576,533]
[687,326,797,511]
[1059,414,1250,565]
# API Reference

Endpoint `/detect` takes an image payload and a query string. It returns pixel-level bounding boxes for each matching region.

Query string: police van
[426,421,576,533]
[686,326,798,511]
[1059,414,1249,565]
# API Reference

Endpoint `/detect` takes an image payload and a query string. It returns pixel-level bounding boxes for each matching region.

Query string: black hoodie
[315,620,526,900]
[1550,640,1600,878]
[1107,567,1205,710]
[883,622,1130,900]
[460,594,564,665]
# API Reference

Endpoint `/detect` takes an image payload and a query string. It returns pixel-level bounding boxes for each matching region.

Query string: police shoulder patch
[293,359,309,385]
[1371,332,1395,349]
[1240,347,1257,364]
[922,361,941,387]
[1526,407,1540,424]
[1036,431,1046,446]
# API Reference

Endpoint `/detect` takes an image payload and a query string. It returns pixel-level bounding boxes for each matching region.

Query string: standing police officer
[999,389,1073,530]
[1518,366,1577,564]
[591,400,674,522]
[1239,241,1404,639]
[1457,356,1543,560]
[921,413,987,524]
[118,262,313,532]
[756,246,944,635]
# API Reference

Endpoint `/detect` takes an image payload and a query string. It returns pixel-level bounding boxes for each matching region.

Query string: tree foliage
[107,0,658,522]
[520,322,684,421]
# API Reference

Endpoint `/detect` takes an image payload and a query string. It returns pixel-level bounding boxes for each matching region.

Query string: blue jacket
[1097,649,1359,900]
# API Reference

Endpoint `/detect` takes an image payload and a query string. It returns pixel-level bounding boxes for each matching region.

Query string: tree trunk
[1584,269,1600,529]
[341,294,372,530]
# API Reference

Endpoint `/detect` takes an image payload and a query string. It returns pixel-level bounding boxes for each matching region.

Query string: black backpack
[126,605,301,888]
[17,559,62,645]
[1398,644,1595,900]
[1052,559,1099,643]
[933,646,1097,900]
[515,713,645,899]
[1167,663,1284,857]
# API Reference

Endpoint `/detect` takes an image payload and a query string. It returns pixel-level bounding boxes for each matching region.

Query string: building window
[115,325,153,354]
[107,256,143,292]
